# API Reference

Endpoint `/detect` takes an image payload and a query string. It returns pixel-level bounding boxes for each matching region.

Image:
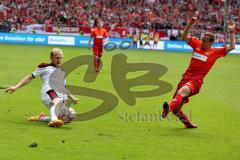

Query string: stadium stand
[0,0,239,41]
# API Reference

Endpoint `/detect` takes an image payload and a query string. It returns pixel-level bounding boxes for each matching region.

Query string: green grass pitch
[0,43,240,160]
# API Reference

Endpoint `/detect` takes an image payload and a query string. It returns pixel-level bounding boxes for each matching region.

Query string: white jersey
[32,63,57,94]
[32,63,68,105]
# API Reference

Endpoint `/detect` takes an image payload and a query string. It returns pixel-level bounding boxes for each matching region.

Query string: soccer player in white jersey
[5,48,78,127]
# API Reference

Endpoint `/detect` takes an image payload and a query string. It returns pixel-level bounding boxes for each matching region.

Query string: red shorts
[174,77,203,103]
[93,45,103,57]
[154,41,158,44]
[144,42,150,45]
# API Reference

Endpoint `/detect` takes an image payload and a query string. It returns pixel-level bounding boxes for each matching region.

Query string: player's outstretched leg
[161,93,183,118]
[173,111,197,128]
[162,85,190,118]
[28,112,50,122]
[162,84,197,128]
[48,97,64,127]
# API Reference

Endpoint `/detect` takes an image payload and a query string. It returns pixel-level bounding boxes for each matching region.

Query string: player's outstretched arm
[68,94,79,104]
[182,17,197,43]
[5,75,34,94]
[226,21,236,53]
[66,88,79,104]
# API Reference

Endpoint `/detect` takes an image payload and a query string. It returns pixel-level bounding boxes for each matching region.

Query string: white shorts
[41,91,68,116]
[41,91,67,107]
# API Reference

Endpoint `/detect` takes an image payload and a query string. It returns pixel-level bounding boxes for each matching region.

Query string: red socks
[94,58,101,71]
[169,94,183,112]
[94,58,98,71]
[173,111,190,125]
[97,59,101,69]
[169,94,193,126]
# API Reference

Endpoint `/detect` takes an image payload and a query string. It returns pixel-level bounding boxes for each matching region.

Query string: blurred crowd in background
[0,0,239,42]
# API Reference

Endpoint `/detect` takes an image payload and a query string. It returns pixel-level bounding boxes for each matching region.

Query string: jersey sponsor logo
[96,35,103,38]
[193,52,208,62]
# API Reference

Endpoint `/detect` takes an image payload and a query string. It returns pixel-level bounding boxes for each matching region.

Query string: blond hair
[50,48,63,57]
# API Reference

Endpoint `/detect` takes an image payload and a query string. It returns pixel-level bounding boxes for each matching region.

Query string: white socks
[50,104,58,121]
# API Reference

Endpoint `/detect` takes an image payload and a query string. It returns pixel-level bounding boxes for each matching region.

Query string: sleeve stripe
[31,74,35,78]
[46,89,58,100]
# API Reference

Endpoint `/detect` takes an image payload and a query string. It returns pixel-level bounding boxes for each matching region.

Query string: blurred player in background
[139,32,144,49]
[88,19,109,73]
[5,48,79,127]
[143,32,151,49]
[153,32,159,48]
[162,17,236,128]
[132,32,138,48]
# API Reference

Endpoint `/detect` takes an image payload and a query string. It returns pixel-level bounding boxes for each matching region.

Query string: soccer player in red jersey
[162,17,236,128]
[88,20,109,72]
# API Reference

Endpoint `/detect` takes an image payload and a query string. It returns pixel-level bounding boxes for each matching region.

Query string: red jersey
[183,37,227,82]
[91,28,108,45]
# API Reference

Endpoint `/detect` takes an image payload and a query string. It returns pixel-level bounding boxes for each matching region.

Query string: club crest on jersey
[193,52,208,62]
